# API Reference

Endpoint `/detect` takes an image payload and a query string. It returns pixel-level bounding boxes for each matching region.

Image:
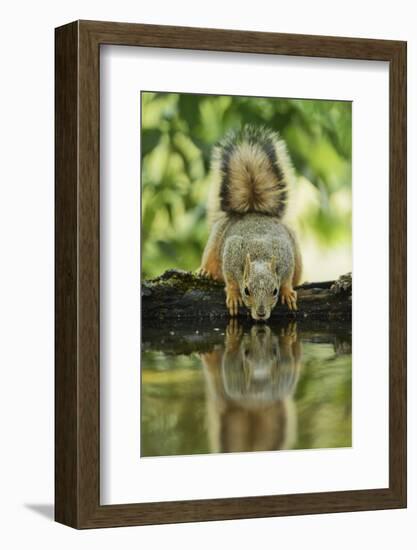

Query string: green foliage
[141,92,352,279]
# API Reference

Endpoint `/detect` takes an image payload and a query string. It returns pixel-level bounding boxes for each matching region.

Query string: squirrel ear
[244,253,251,279]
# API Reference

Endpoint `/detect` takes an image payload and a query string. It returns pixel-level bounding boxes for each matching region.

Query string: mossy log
[142,270,351,323]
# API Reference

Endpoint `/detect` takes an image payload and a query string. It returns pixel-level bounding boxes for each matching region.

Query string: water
[141,320,351,457]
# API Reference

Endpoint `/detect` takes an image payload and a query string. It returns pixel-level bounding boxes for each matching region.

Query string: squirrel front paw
[280,287,298,311]
[226,290,242,316]
[197,267,213,279]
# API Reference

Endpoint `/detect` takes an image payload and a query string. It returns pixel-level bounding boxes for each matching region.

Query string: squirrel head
[241,254,280,321]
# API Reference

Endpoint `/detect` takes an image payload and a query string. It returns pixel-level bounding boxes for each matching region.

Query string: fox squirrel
[198,125,302,321]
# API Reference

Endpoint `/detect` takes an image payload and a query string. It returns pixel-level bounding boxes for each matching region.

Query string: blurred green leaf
[141,128,163,157]
[141,92,352,280]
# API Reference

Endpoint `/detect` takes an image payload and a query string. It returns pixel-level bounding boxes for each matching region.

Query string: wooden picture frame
[55,20,407,529]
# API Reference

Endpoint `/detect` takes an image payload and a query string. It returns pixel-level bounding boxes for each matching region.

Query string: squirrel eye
[244,287,250,296]
[273,288,278,296]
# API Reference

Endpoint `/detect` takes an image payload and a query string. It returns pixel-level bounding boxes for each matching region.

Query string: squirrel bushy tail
[207,125,294,225]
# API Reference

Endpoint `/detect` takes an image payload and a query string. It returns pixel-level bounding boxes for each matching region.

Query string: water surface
[141,320,351,457]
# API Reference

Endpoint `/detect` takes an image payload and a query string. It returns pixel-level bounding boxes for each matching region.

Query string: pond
[141,319,351,457]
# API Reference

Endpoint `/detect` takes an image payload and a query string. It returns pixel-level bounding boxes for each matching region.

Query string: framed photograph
[55,20,406,528]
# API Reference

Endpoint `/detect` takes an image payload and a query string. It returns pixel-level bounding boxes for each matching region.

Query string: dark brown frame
[55,20,407,529]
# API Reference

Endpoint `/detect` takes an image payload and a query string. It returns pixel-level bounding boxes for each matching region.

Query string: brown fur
[198,126,302,318]
[227,142,286,214]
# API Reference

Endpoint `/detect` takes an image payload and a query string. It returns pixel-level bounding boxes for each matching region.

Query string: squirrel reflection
[201,320,302,453]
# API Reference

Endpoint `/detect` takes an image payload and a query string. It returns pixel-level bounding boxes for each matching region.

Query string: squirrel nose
[257,307,266,317]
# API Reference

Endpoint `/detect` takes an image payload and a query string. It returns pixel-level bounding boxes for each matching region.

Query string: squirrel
[200,320,301,452]
[198,125,302,321]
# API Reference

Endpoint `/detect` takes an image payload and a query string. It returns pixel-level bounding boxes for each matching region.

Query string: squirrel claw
[226,294,242,316]
[281,288,298,311]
